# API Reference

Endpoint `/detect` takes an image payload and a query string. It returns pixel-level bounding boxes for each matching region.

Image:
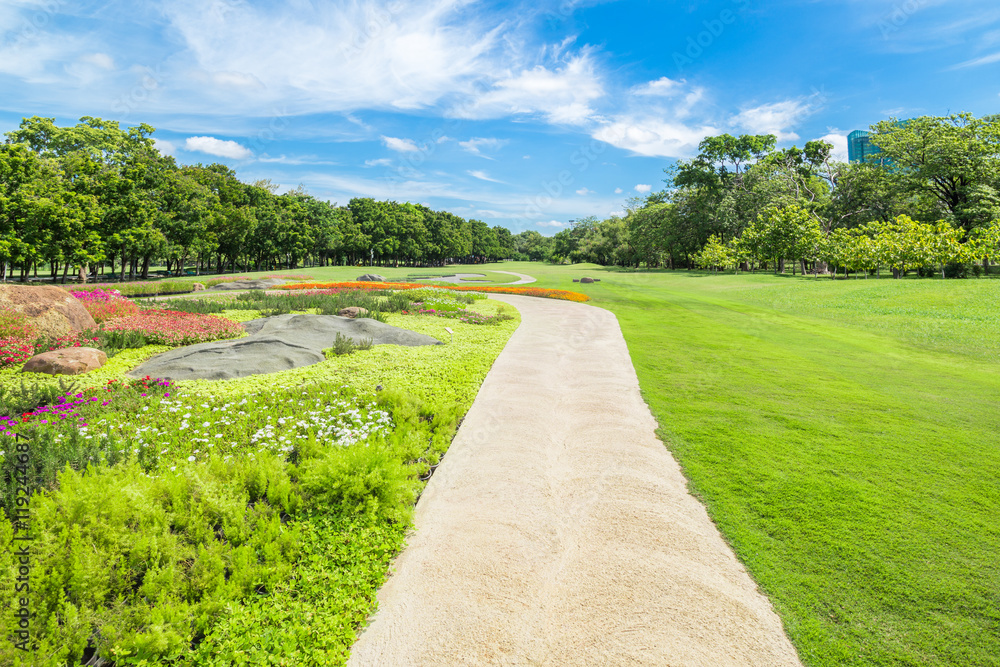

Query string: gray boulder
[128,314,441,381]
[357,274,387,282]
[580,277,595,284]
[209,278,286,291]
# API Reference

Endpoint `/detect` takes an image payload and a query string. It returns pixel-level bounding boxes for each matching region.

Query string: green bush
[326,332,373,357]
[75,281,195,297]
[944,261,969,278]
[298,441,418,524]
[0,377,80,419]
[0,458,301,666]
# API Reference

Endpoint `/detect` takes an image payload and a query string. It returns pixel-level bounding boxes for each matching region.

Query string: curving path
[492,270,536,284]
[348,294,801,666]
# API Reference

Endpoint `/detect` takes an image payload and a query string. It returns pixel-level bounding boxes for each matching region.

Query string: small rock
[338,307,369,318]
[580,277,595,284]
[594,279,601,282]
[192,283,206,291]
[572,279,580,283]
[357,274,387,282]
[22,347,107,376]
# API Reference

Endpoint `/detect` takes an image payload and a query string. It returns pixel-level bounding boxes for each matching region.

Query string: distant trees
[1,116,515,282]
[556,112,1000,278]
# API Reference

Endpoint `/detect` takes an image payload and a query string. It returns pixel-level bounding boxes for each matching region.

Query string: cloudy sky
[1,0,998,233]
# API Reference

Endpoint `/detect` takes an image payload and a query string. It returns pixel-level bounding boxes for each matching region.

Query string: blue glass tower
[847,130,883,164]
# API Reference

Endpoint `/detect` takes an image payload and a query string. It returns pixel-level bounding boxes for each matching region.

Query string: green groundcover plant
[0,290,518,665]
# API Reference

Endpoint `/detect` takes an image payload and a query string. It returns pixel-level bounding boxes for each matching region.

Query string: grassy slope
[500,261,1000,666]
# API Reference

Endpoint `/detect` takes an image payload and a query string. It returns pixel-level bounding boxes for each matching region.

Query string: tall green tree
[870,113,1000,235]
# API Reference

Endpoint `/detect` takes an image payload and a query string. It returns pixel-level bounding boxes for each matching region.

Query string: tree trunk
[79,264,88,284]
[892,267,900,279]
[61,260,70,284]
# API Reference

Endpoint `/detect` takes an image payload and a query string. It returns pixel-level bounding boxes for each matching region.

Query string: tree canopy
[1,116,517,282]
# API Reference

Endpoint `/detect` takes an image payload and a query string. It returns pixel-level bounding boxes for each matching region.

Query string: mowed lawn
[504,262,1000,666]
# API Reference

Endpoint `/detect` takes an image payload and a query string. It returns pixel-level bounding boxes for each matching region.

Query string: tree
[693,235,733,272]
[870,113,1000,235]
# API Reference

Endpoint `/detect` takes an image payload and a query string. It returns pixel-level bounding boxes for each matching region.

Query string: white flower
[188,455,196,462]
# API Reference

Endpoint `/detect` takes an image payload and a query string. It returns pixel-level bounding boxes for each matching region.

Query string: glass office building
[847,130,883,164]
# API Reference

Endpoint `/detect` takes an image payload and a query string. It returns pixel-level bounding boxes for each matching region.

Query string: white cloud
[381,136,420,152]
[590,78,717,158]
[817,130,849,162]
[157,0,503,115]
[80,52,115,70]
[184,136,253,159]
[365,158,393,167]
[634,184,651,194]
[950,50,1000,68]
[593,116,717,158]
[211,71,264,88]
[537,220,566,228]
[467,169,504,183]
[576,187,592,195]
[454,52,604,125]
[614,187,623,194]
[459,137,507,157]
[631,76,684,97]
[730,99,813,142]
[153,138,176,155]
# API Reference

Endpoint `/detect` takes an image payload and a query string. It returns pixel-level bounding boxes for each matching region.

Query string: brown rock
[580,277,595,284]
[22,347,107,376]
[0,284,96,340]
[338,307,369,318]
[192,282,206,291]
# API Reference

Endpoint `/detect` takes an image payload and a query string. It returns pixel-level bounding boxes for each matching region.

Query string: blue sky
[1,0,998,235]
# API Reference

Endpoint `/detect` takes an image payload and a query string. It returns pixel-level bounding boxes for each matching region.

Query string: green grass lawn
[500,261,1000,666]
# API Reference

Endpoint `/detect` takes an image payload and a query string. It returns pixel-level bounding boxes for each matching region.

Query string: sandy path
[349,294,801,666]
[492,270,536,284]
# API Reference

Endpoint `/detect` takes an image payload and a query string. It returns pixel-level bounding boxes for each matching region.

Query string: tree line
[547,113,1000,277]
[0,116,517,283]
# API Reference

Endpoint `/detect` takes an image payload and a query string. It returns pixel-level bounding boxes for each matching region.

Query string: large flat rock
[127,314,441,381]
[208,278,286,291]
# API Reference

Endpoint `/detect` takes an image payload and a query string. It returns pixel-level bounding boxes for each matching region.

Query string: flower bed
[0,338,33,368]
[101,309,245,346]
[70,289,141,323]
[280,281,590,302]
